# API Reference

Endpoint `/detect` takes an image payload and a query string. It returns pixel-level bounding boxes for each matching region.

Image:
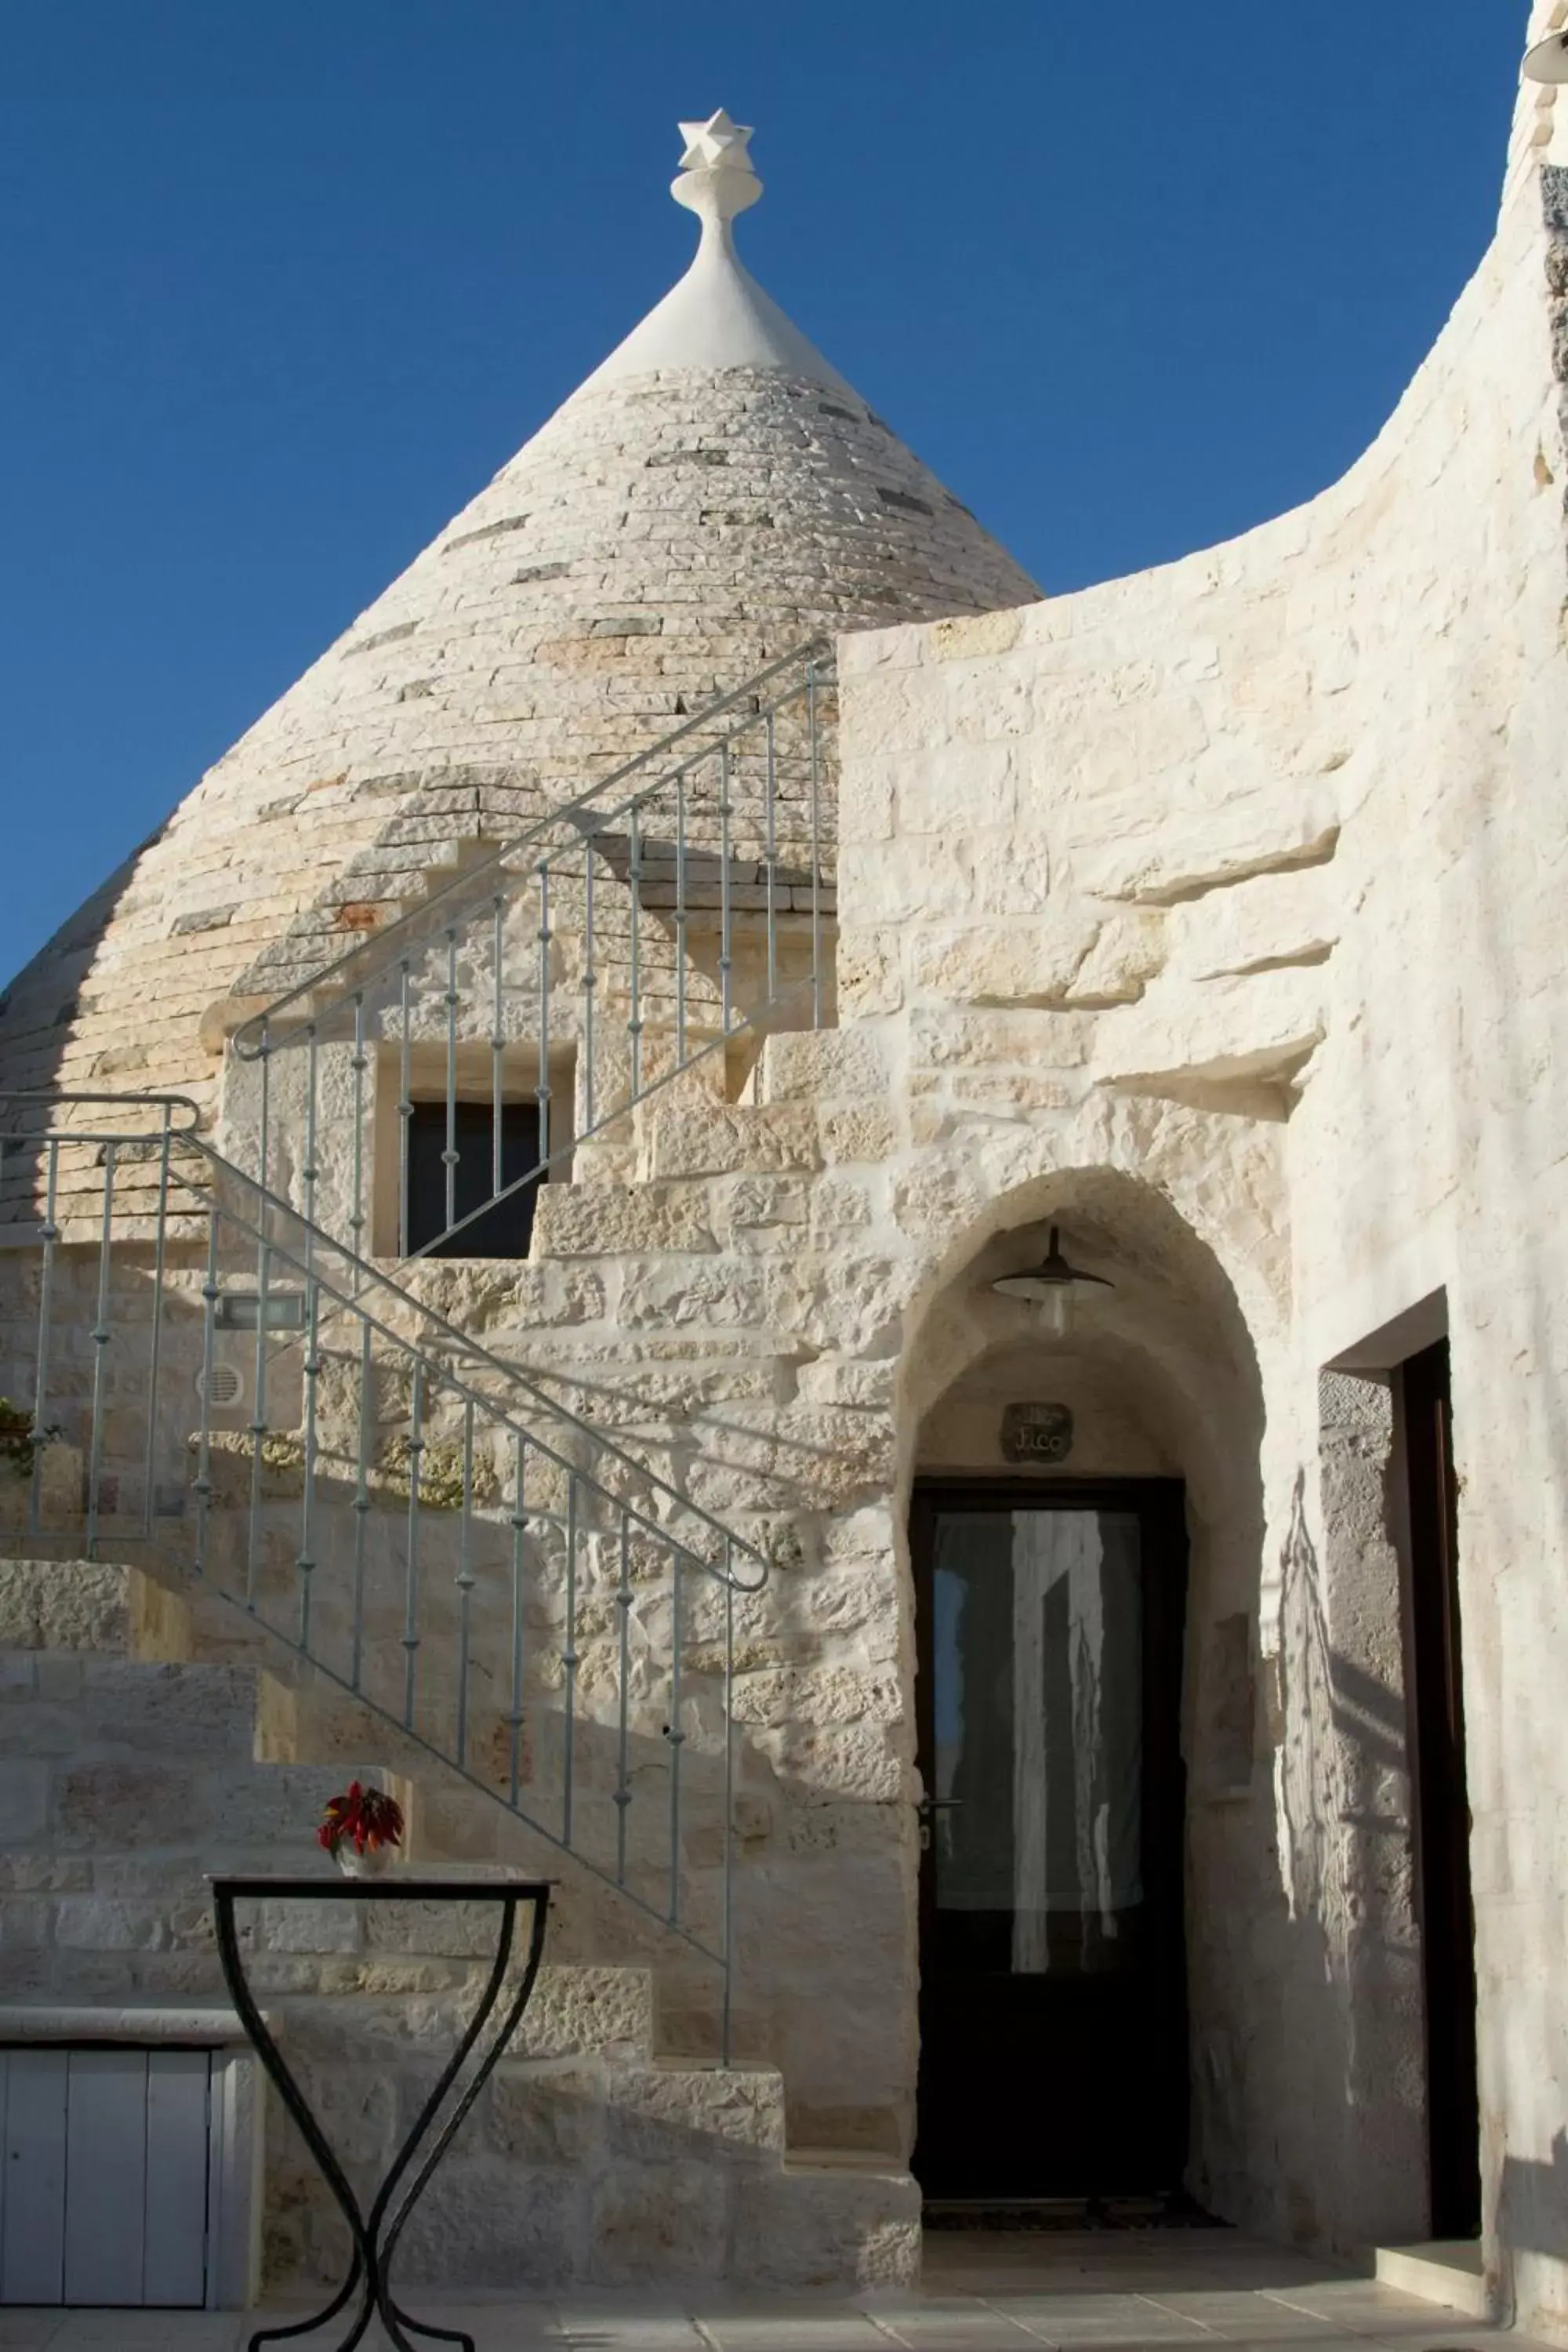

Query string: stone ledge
[0,2000,259,2045]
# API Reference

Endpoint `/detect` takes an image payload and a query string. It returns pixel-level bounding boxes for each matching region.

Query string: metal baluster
[581,845,596,1134]
[349,993,368,1287]
[666,1552,684,1926]
[256,1022,271,1198]
[303,1022,319,1233]
[721,1559,736,2066]
[192,1207,220,1578]
[29,1136,59,1537]
[83,1141,117,1559]
[808,662,825,1029]
[139,1109,172,1537]
[627,807,643,1101]
[350,1319,372,1692]
[402,1359,424,1728]
[443,927,459,1236]
[296,1262,321,1654]
[561,1474,579,1846]
[244,1232,272,1613]
[398,960,413,1257]
[491,894,506,1203]
[455,1400,476,1769]
[764,707,779,1004]
[674,772,688,1065]
[508,1435,528,1808]
[718,742,734,1038]
[536,863,552,1171]
[614,1512,633,1886]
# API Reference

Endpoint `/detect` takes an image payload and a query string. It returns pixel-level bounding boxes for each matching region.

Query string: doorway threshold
[925,2194,1228,2232]
[1370,2240,1488,2318]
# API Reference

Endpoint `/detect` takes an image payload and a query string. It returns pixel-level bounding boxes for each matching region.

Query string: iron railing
[0,1093,766,2054]
[228,641,837,1261]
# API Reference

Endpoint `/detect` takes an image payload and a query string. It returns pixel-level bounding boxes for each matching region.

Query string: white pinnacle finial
[672,109,761,234]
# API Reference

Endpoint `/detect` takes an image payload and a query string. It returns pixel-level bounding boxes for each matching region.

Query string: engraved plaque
[1000,1401,1074,1465]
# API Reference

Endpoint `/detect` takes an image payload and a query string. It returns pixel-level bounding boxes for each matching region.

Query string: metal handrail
[177,1135,768,1593]
[0,1093,769,1595]
[225,633,837,1272]
[0,1088,204,1133]
[0,1096,761,2024]
[230,637,834,1062]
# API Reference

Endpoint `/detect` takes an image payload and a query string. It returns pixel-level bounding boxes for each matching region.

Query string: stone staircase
[0,1557,916,2293]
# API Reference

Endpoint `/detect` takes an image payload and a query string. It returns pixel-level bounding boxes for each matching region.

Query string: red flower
[317,1780,405,1857]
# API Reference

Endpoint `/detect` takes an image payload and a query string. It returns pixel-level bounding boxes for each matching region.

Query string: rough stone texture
[0,357,1033,1125]
[804,53,1568,2327]
[0,1559,914,2292]
[5,27,1568,2322]
[167,32,1566,2306]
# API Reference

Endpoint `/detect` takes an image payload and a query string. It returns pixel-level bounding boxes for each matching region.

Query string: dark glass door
[911,1479,1189,2199]
[1401,1339,1481,2240]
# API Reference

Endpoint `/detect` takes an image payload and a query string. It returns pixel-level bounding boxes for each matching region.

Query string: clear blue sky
[0,2,1521,981]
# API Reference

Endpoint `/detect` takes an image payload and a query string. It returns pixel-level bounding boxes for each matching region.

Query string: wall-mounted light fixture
[1523,28,1568,82]
[990,1225,1114,1339]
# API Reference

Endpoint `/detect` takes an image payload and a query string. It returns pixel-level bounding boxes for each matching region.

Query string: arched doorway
[898,1177,1266,2209]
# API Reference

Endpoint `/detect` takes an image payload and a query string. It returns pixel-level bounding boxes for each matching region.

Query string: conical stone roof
[0,110,1037,1110]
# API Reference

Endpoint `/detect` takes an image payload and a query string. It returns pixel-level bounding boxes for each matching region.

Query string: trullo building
[1,21,1567,2328]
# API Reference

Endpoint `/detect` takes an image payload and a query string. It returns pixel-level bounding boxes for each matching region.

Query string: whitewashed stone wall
[4,24,1564,2308]
[366,34,1568,2290]
[813,86,1568,2318]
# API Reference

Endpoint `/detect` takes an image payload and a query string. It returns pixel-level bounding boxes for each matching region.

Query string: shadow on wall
[1500,2135,1568,2265]
[890,1171,1427,2258]
[1266,1415,1426,2255]
[0,838,165,1151]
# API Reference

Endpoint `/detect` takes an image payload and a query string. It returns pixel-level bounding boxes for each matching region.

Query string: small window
[214,1290,306,1333]
[405,1100,543,1259]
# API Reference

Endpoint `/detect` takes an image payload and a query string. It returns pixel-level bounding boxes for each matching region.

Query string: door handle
[916,1795,960,1850]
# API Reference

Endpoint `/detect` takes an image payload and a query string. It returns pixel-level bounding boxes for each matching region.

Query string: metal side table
[212,1873,550,2352]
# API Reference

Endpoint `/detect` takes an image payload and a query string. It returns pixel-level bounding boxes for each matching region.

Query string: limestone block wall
[392,1040,1286,2176]
[4,33,1563,2307]
[825,96,1568,2321]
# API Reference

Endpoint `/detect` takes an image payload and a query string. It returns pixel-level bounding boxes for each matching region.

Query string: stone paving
[0,2233,1549,2352]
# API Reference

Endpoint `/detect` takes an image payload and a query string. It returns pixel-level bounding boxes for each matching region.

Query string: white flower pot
[334,1842,395,1879]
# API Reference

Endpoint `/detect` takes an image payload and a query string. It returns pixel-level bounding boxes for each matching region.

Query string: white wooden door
[2,2050,67,2304]
[0,2048,212,2307]
[143,2051,210,2306]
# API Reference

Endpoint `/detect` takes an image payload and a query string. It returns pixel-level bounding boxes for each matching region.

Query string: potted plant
[317,1780,405,1877]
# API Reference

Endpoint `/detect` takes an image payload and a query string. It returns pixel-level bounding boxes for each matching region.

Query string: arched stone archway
[892,1168,1272,2212]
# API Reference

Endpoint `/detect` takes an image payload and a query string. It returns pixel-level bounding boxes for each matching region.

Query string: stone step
[267,2014,818,2292]
[0,1651,264,1762]
[741,2154,921,2292]
[265,1963,658,2068]
[0,1556,133,1653]
[252,1668,731,1998]
[0,1552,741,2053]
[0,1561,684,1947]
[1370,2240,1490,2318]
[0,1532,917,2288]
[289,2079,914,2293]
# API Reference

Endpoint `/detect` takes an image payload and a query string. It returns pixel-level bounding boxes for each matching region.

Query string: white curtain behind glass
[1011,1512,1143,1973]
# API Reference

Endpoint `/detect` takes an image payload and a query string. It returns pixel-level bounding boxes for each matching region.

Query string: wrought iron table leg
[214,1886,549,2352]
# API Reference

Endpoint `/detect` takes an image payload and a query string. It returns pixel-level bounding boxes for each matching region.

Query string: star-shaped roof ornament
[677,110,754,173]
[671,108,763,229]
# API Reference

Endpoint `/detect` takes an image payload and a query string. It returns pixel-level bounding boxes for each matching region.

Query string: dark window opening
[405,1099,543,1259]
